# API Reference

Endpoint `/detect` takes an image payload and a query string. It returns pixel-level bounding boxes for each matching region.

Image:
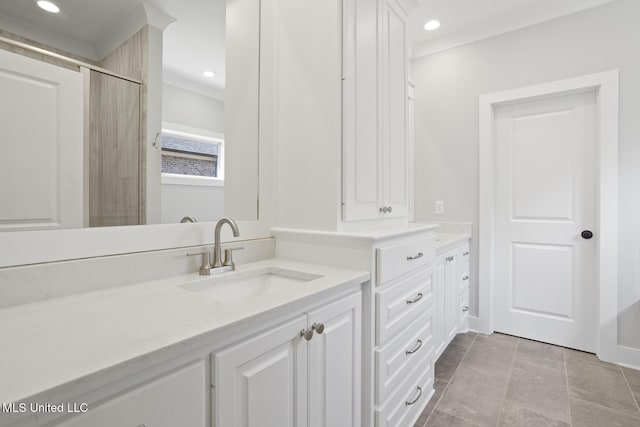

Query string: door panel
[494,90,597,352]
[0,49,83,231]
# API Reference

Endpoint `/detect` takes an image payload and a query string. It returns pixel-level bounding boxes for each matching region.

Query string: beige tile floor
[415,333,640,427]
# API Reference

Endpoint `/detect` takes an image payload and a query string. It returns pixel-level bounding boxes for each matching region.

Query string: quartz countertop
[0,259,369,405]
[435,232,471,253]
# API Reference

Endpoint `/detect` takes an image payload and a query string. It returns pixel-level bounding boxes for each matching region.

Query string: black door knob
[581,230,594,239]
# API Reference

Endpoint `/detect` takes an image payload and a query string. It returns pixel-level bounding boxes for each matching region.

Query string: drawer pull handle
[406,293,423,304]
[407,252,423,261]
[463,251,470,256]
[446,256,455,262]
[405,386,423,406]
[462,306,470,312]
[405,339,423,355]
[462,275,469,281]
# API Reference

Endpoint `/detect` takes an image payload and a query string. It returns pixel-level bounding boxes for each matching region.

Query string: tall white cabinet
[342,0,416,222]
[270,0,419,229]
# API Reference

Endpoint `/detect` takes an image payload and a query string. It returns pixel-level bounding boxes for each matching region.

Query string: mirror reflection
[0,0,257,232]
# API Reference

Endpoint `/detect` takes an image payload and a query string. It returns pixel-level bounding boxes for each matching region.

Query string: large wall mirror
[0,0,259,233]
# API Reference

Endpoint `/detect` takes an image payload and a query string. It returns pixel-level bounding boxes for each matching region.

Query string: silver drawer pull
[463,251,470,256]
[405,386,423,406]
[406,293,423,304]
[405,339,423,355]
[406,252,423,261]
[462,306,470,312]
[300,328,314,341]
[462,275,469,281]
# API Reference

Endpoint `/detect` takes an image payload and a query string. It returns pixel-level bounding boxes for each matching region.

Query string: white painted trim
[467,315,480,333]
[161,174,224,187]
[478,70,620,362]
[163,71,226,101]
[411,0,616,59]
[618,346,640,371]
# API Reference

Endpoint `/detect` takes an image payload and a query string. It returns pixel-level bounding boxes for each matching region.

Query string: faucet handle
[223,246,244,269]
[187,249,212,275]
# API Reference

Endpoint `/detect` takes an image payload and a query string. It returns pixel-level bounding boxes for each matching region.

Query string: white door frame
[478,70,619,363]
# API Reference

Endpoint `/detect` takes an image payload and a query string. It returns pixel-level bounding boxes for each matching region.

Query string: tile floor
[414,332,640,427]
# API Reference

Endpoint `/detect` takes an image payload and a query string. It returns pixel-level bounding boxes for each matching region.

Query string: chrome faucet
[187,217,243,275]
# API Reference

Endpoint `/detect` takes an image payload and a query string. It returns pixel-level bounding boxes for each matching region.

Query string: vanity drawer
[459,242,470,264]
[459,260,470,293]
[459,288,470,329]
[375,351,434,427]
[375,309,434,404]
[376,267,434,346]
[376,235,435,286]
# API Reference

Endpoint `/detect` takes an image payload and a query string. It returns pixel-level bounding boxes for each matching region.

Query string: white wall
[161,82,225,223]
[412,0,640,350]
[162,82,225,133]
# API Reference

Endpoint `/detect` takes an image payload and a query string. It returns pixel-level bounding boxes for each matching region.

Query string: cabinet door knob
[407,252,423,261]
[462,275,469,281]
[312,323,325,334]
[446,256,454,262]
[379,207,387,213]
[387,206,392,213]
[405,386,423,406]
[299,328,314,341]
[462,306,470,312]
[463,251,470,256]
[406,293,423,304]
[405,339,423,355]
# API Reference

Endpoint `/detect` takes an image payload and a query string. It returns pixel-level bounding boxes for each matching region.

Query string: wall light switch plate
[435,200,445,215]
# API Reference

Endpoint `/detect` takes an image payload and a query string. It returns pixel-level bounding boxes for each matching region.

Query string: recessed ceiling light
[37,1,60,13]
[424,20,441,31]
[202,70,216,78]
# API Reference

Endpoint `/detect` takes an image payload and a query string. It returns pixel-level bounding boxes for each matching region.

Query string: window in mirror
[161,129,224,182]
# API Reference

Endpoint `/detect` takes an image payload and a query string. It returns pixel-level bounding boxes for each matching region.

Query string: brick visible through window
[161,133,220,177]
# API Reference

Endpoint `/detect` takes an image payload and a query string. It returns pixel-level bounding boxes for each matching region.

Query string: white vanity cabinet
[341,0,418,222]
[434,240,472,360]
[373,235,436,427]
[214,291,362,427]
[56,361,207,427]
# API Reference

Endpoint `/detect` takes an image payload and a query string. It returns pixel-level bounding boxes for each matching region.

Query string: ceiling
[408,0,617,57]
[0,0,618,92]
[0,0,225,93]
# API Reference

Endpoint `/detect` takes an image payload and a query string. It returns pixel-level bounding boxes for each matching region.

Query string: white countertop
[0,259,369,405]
[435,233,471,253]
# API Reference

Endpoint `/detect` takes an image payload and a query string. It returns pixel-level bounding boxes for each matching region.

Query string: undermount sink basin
[179,267,323,304]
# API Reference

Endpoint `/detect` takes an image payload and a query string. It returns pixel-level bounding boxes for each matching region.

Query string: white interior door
[493,90,597,352]
[0,49,83,231]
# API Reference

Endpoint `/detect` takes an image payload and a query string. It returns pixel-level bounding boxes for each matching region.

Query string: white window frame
[160,121,224,187]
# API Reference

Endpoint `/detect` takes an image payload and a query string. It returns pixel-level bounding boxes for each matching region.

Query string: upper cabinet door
[342,0,411,222]
[381,0,409,218]
[0,49,83,231]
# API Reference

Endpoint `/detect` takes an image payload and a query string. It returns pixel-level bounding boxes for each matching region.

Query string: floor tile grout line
[620,367,640,413]
[421,333,479,427]
[563,348,573,426]
[569,395,640,420]
[494,337,519,427]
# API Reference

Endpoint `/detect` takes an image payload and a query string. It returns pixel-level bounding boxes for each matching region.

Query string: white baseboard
[468,315,480,333]
[618,345,640,370]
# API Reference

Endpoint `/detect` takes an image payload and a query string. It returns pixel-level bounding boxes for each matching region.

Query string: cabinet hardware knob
[581,230,594,239]
[463,251,470,256]
[379,207,388,213]
[462,275,469,281]
[446,256,455,262]
[406,252,423,261]
[387,206,392,213]
[406,293,423,304]
[405,386,423,406]
[462,306,470,312]
[312,323,325,334]
[299,328,314,341]
[405,339,423,355]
